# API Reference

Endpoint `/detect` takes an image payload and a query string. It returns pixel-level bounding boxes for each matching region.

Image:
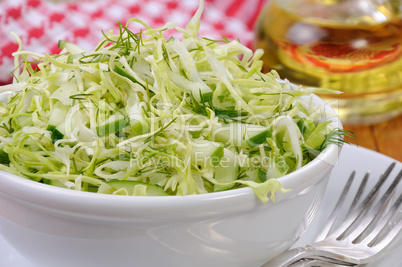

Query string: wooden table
[343,114,402,162]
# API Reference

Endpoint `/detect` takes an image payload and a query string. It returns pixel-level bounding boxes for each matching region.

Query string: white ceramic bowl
[0,94,342,267]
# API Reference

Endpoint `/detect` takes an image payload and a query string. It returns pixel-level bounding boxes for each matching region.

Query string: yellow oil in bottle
[255,0,402,124]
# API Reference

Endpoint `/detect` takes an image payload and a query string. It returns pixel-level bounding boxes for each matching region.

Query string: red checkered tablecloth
[0,0,268,84]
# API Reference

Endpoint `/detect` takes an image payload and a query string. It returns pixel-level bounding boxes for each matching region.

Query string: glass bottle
[255,0,402,124]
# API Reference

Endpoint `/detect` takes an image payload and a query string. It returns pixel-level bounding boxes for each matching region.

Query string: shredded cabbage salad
[0,0,344,203]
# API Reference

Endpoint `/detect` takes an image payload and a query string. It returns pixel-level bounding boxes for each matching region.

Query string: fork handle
[262,246,356,267]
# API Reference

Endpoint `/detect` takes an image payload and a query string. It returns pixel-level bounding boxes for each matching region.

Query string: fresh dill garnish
[72,157,80,174]
[180,68,189,80]
[144,118,177,144]
[191,124,209,138]
[114,65,146,89]
[94,157,112,167]
[187,91,247,122]
[202,34,231,44]
[161,43,171,70]
[302,129,355,161]
[69,93,94,100]
[320,129,355,150]
[100,21,142,56]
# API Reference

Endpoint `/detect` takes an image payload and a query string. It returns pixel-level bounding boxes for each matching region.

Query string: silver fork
[263,162,402,267]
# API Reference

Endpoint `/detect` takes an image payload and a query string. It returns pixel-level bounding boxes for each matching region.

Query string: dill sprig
[202,34,231,45]
[302,129,355,161]
[144,118,177,144]
[69,93,94,100]
[100,21,142,56]
[161,43,171,70]
[187,91,247,123]
[320,128,355,150]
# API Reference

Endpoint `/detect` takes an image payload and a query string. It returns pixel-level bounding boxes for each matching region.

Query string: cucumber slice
[15,115,32,128]
[258,168,267,182]
[48,102,69,127]
[191,140,224,168]
[98,180,169,196]
[212,123,270,148]
[58,40,85,54]
[194,88,213,103]
[241,168,267,183]
[246,129,272,148]
[67,54,82,64]
[47,103,67,142]
[96,115,129,137]
[213,148,238,192]
[114,65,145,89]
[47,125,64,143]
[131,120,148,136]
[0,150,10,165]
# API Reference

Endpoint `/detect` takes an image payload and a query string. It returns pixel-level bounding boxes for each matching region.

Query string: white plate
[293,144,402,266]
[0,144,401,267]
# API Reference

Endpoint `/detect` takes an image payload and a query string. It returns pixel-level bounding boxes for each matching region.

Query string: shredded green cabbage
[0,0,344,203]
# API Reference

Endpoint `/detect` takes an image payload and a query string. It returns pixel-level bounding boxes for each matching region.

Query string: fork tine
[289,258,358,267]
[344,172,369,223]
[369,213,402,254]
[349,169,402,243]
[265,163,401,267]
[314,171,357,242]
[330,162,396,240]
[366,192,402,249]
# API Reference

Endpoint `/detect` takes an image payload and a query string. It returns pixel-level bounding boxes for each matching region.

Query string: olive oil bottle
[255,0,402,124]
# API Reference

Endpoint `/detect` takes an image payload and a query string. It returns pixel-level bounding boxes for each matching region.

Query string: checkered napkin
[0,0,267,84]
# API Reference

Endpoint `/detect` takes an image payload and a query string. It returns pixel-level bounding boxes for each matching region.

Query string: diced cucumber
[241,168,267,183]
[47,100,69,141]
[47,102,67,142]
[96,115,129,137]
[47,125,64,143]
[0,150,10,165]
[114,65,145,89]
[97,180,169,196]
[258,168,267,182]
[193,87,213,103]
[58,40,85,54]
[210,145,224,166]
[266,156,289,179]
[304,122,330,150]
[15,115,32,128]
[191,140,224,168]
[212,123,271,148]
[167,36,175,43]
[213,148,238,192]
[246,129,272,148]
[67,54,82,64]
[48,102,69,127]
[131,120,148,136]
